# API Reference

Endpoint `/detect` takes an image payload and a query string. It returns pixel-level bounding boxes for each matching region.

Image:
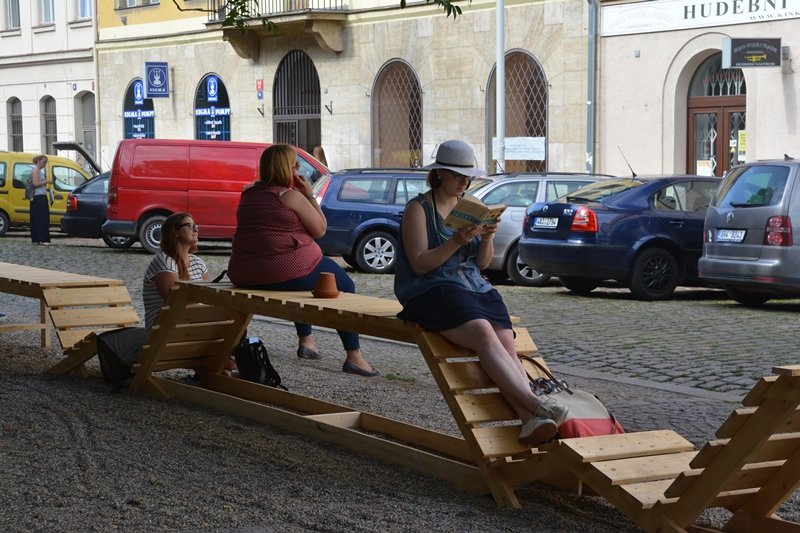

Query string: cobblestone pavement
[5,229,796,400]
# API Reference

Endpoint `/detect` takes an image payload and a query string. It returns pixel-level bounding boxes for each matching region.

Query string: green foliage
[174,0,466,32]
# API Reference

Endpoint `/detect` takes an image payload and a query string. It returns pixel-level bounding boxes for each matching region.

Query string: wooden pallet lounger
[0,262,139,371]
[45,278,800,531]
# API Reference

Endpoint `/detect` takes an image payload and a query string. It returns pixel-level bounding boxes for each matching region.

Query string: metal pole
[496,0,505,172]
[586,0,597,173]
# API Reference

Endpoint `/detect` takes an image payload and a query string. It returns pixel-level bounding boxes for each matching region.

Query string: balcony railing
[207,0,347,22]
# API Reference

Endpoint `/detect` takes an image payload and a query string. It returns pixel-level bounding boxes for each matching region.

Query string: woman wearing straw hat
[393,139,568,446]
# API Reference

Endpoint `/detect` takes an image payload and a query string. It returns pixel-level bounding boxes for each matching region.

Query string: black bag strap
[520,355,574,395]
[211,270,228,283]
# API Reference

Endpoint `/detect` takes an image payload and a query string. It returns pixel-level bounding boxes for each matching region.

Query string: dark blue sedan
[60,173,136,249]
[518,175,720,300]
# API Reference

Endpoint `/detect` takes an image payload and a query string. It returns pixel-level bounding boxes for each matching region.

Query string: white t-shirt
[143,251,208,331]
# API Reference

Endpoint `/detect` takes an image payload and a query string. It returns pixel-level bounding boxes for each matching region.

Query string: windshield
[562,178,642,202]
[467,178,493,193]
[714,165,790,208]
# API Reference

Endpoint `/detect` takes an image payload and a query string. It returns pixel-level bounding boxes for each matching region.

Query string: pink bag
[524,357,624,439]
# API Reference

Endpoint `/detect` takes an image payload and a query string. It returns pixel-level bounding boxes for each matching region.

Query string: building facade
[0,0,97,158]
[96,0,593,173]
[597,0,799,177]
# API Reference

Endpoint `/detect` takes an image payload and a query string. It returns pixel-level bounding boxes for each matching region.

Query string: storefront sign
[723,37,782,67]
[133,80,144,106]
[145,62,169,98]
[602,0,798,36]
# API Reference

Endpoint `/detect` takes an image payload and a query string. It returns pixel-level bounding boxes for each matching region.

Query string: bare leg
[438,319,541,423]
[344,349,374,372]
[297,335,319,354]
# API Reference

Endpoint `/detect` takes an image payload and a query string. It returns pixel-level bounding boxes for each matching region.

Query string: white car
[469,173,612,286]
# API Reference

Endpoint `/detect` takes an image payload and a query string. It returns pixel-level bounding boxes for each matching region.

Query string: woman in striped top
[142,212,209,332]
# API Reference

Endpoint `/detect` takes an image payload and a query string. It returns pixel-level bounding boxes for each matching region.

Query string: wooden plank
[742,376,778,407]
[472,426,534,458]
[666,461,783,497]
[690,433,800,468]
[159,322,235,344]
[716,406,800,439]
[774,365,800,377]
[512,327,538,354]
[46,332,98,375]
[618,479,674,509]
[544,430,694,464]
[49,306,140,329]
[305,412,362,428]
[57,328,125,350]
[591,451,697,486]
[520,356,550,379]
[455,392,517,424]
[154,339,226,360]
[439,361,496,392]
[421,332,476,360]
[661,393,800,527]
[151,376,487,494]
[41,285,133,307]
[730,445,800,518]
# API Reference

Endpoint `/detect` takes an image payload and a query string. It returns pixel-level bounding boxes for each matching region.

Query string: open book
[444,195,506,231]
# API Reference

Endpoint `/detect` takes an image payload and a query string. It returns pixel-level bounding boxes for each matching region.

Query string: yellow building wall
[99,0,204,29]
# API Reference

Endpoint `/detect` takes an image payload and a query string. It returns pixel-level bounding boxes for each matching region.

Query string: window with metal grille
[8,97,23,151]
[41,96,57,154]
[487,51,548,173]
[371,60,422,168]
[273,50,320,153]
[6,0,20,28]
[689,54,746,97]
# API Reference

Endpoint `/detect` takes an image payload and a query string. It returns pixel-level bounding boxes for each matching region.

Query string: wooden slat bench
[0,262,139,370]
[121,280,571,505]
[543,365,800,532]
[41,276,800,528]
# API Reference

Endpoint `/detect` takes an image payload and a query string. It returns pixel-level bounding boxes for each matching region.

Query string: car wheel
[629,248,679,300]
[726,286,770,307]
[138,214,167,254]
[102,232,136,249]
[0,210,9,236]
[559,276,599,295]
[355,231,397,274]
[506,244,550,287]
[341,254,358,268]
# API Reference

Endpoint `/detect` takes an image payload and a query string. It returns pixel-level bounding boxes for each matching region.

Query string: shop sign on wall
[723,38,782,67]
[602,0,798,36]
[145,62,170,98]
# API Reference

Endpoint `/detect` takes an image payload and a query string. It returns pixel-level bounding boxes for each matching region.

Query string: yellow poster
[738,130,747,163]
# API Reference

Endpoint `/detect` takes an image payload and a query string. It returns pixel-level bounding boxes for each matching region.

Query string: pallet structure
[7,266,799,531]
[0,261,139,372]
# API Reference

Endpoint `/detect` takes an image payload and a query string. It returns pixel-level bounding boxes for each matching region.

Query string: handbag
[523,356,624,439]
[24,177,35,201]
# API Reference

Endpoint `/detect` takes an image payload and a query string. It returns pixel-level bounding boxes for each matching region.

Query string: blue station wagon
[312,168,429,274]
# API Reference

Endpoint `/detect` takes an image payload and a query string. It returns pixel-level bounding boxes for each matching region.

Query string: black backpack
[234,336,287,390]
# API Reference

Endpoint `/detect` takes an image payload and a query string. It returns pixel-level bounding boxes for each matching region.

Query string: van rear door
[187,144,260,238]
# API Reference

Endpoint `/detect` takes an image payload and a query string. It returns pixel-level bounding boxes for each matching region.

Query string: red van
[102,139,328,253]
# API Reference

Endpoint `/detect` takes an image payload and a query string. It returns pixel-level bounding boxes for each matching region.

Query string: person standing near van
[227,144,378,377]
[29,155,52,245]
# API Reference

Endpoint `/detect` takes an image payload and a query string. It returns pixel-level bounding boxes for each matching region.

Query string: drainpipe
[496,0,505,172]
[93,0,103,169]
[586,0,597,173]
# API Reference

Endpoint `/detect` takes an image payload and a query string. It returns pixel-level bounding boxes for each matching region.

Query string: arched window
[7,97,23,151]
[487,51,548,173]
[194,73,231,141]
[273,50,320,153]
[371,60,422,167]
[41,96,57,154]
[75,92,96,159]
[123,79,155,139]
[687,53,746,176]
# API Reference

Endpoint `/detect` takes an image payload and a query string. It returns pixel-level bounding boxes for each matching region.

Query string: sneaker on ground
[518,416,557,446]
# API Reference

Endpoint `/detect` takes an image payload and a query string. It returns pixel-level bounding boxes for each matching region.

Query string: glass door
[688,106,746,177]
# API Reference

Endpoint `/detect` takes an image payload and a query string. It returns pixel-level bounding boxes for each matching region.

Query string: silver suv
[699,157,800,306]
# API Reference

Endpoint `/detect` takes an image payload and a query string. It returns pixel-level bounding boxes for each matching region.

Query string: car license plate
[533,217,559,229]
[716,229,745,243]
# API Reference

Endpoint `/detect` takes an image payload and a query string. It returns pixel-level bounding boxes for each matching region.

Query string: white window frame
[77,0,92,19]
[5,0,20,29]
[40,0,55,24]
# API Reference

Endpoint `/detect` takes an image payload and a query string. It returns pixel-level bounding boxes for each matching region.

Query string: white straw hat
[424,140,485,177]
